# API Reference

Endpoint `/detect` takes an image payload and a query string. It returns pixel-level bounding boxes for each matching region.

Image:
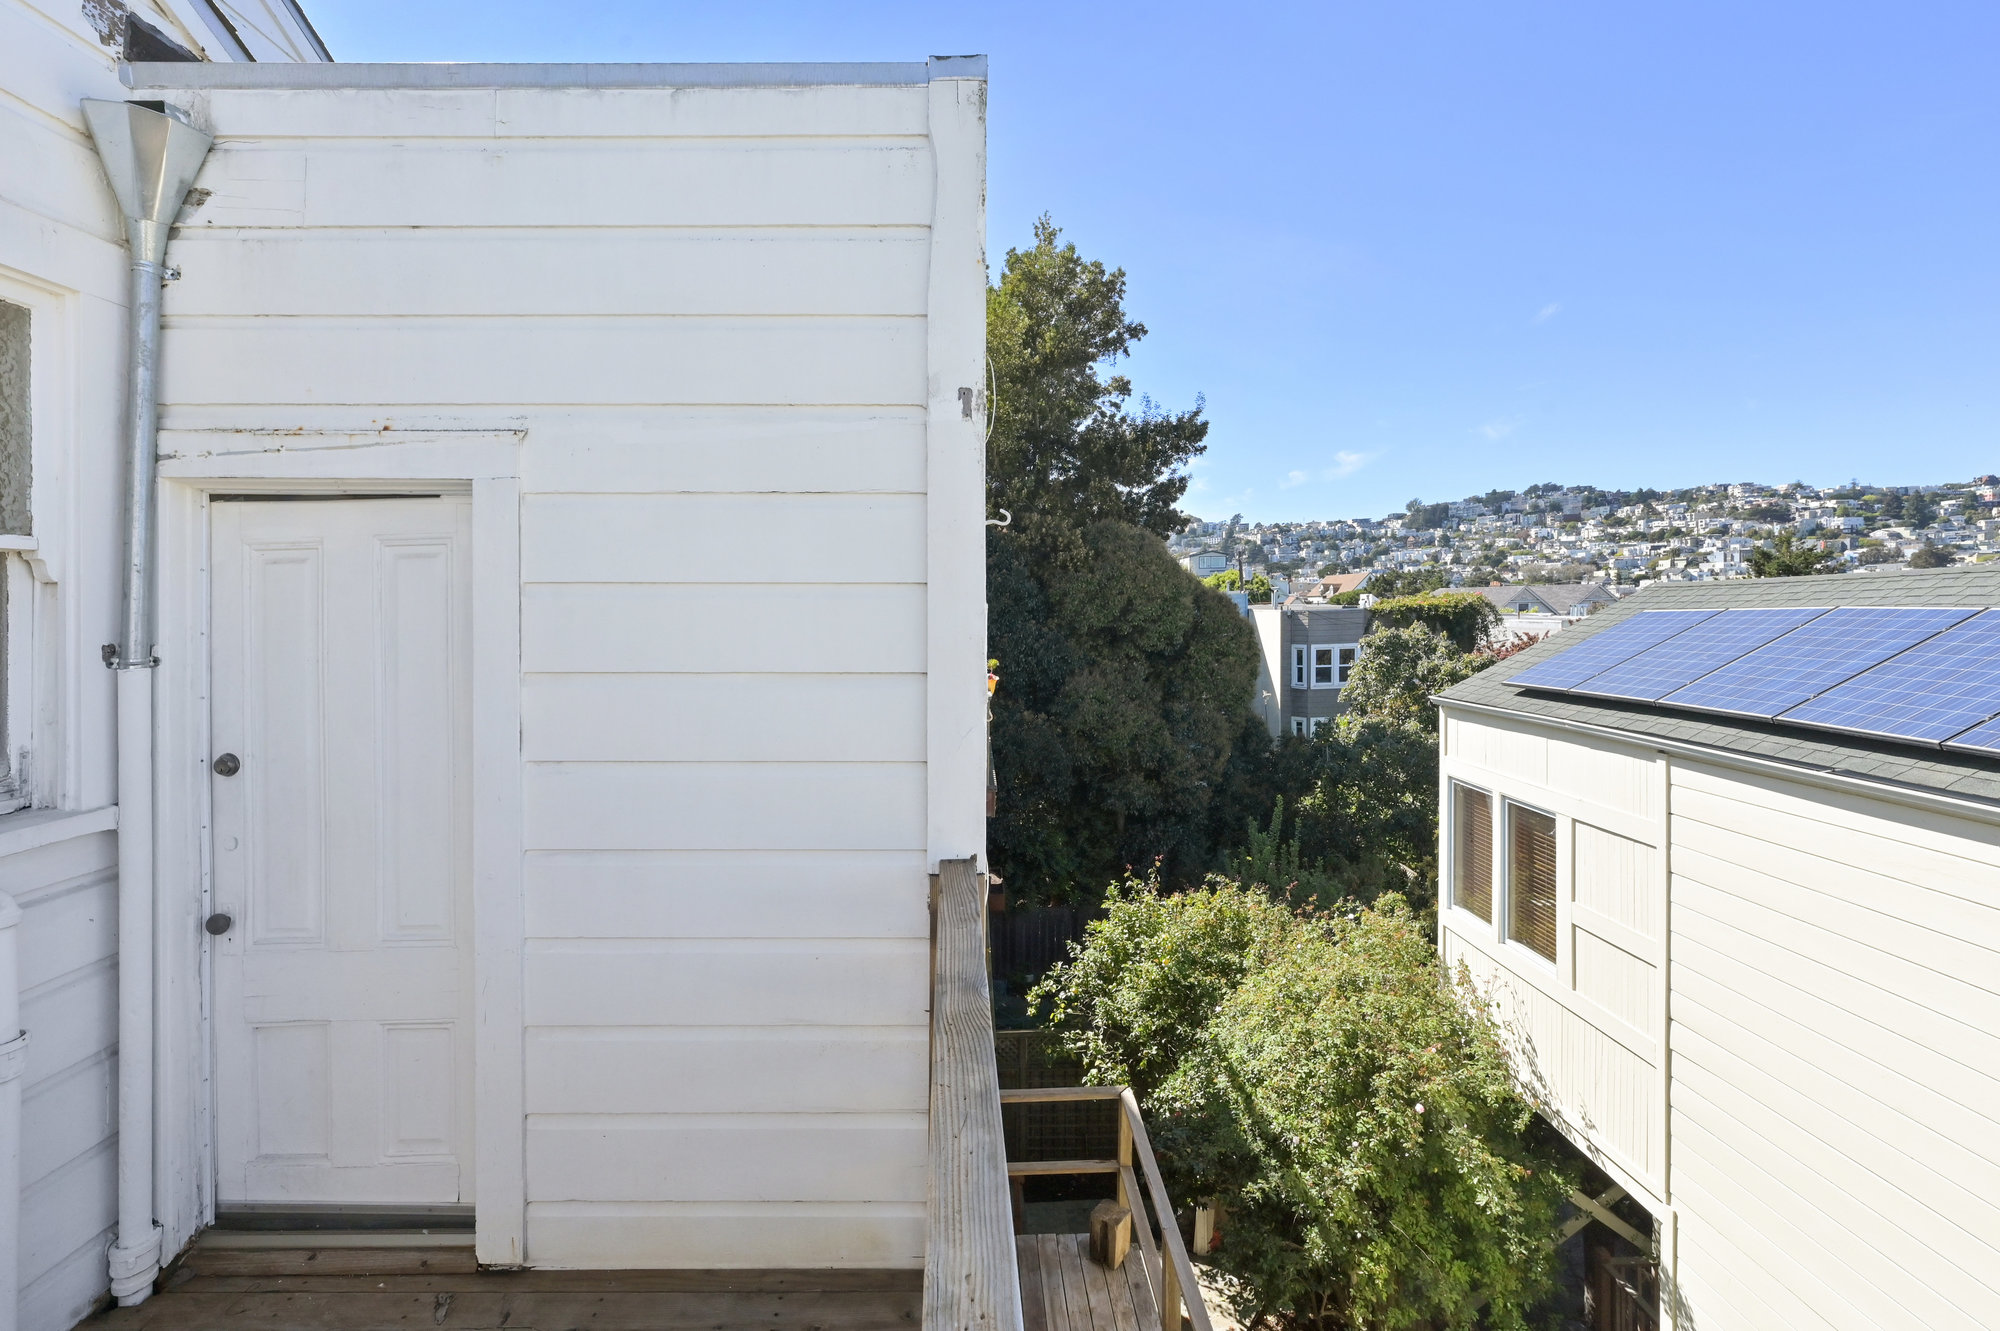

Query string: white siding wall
[1438,714,1669,1202]
[1442,708,2000,1331]
[0,828,117,1331]
[0,1,280,1324]
[151,78,954,1269]
[1666,761,2000,1330]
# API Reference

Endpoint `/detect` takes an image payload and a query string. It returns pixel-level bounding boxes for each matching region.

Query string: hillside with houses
[1170,475,2000,591]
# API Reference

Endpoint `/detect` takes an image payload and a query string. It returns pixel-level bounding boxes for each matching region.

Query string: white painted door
[210,497,474,1206]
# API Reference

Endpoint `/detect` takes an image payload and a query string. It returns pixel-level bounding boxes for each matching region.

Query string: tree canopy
[986,220,1263,900]
[1749,531,1842,577]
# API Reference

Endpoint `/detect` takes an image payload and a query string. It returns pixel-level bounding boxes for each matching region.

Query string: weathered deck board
[1017,1235,1156,1331]
[82,1263,923,1329]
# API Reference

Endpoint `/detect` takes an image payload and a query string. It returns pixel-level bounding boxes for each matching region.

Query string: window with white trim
[1336,644,1358,684]
[1310,644,1337,687]
[0,298,32,814]
[1290,644,1307,688]
[1451,782,1493,922]
[1506,802,1559,962]
[1289,715,1331,738]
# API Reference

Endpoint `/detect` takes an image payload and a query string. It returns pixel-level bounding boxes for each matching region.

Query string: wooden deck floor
[1016,1234,1158,1331]
[81,1244,922,1331]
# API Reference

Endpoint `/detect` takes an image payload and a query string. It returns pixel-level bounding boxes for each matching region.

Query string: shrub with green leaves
[1027,876,1293,1100]
[1039,885,1573,1331]
[1364,591,1501,653]
[1337,625,1491,734]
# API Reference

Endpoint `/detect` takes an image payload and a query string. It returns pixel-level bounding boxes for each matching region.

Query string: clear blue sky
[309,2,1999,522]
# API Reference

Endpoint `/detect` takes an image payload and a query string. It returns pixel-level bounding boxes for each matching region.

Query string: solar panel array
[1504,604,2000,754]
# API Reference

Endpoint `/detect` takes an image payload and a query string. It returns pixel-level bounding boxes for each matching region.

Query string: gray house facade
[1248,604,1371,737]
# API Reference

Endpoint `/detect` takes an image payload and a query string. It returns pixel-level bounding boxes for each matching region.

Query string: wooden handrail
[1006,1158,1120,1176]
[1120,1088,1215,1331]
[997,1086,1126,1103]
[999,1083,1215,1331]
[924,859,1024,1331]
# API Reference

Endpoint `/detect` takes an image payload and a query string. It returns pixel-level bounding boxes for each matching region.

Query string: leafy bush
[1028,875,1293,1100]
[1040,887,1575,1330]
[1365,592,1501,653]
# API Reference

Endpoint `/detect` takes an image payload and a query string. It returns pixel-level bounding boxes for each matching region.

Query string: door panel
[211,497,474,1207]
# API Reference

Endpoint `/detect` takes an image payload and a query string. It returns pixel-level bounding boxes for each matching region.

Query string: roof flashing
[122,60,959,91]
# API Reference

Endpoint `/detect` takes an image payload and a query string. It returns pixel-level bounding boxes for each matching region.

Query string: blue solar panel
[1658,606,1979,719]
[1944,716,2000,754]
[1778,609,2000,743]
[1506,610,1719,691]
[1569,607,1830,701]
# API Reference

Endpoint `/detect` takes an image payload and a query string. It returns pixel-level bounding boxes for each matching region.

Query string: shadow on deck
[82,1244,921,1330]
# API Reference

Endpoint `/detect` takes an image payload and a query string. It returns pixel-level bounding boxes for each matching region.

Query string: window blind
[1454,785,1493,922]
[1509,805,1559,961]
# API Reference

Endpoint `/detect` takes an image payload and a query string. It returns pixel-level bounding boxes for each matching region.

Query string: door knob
[205,913,233,935]
[212,753,240,776]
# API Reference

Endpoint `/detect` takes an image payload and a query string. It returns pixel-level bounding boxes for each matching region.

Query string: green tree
[1337,625,1491,733]
[987,216,1205,563]
[1748,531,1842,577]
[1908,542,1953,569]
[986,220,1261,899]
[1040,887,1575,1331]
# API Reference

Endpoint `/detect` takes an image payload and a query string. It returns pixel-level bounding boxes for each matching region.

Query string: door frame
[153,429,525,1266]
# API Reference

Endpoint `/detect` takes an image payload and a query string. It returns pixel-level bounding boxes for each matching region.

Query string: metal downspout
[81,98,213,1309]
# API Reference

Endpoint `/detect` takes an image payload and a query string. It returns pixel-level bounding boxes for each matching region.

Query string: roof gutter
[1436,695,2000,828]
[81,97,214,1309]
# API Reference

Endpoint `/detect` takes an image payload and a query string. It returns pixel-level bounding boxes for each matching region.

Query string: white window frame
[0,278,62,818]
[0,554,29,815]
[1500,797,1561,969]
[1290,644,1308,688]
[1289,715,1331,738]
[1310,644,1337,688]
[1336,643,1359,684]
[1447,780,1495,925]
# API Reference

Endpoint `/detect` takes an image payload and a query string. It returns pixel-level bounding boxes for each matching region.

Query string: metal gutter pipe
[81,98,212,1309]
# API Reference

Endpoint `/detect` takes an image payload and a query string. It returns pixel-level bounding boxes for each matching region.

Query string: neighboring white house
[1,10,988,1326]
[1436,567,2000,1330]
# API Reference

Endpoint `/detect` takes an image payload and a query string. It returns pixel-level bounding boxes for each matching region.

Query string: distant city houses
[1169,477,2000,610]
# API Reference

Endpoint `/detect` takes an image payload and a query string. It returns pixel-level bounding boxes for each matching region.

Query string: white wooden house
[0,5,991,1325]
[1437,567,2000,1330]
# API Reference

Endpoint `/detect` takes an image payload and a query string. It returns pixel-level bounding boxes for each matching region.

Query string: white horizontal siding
[164,230,931,317]
[522,493,925,583]
[522,850,928,939]
[525,1028,926,1114]
[139,78,951,1274]
[524,763,926,851]
[1667,760,2000,1331]
[523,584,926,674]
[525,1200,924,1270]
[187,84,929,140]
[0,831,121,1330]
[516,408,928,494]
[525,1114,926,1203]
[524,940,927,1028]
[186,141,933,229]
[524,675,925,763]
[160,315,926,406]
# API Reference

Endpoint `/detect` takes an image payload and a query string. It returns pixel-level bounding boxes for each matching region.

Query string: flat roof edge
[120,59,974,91]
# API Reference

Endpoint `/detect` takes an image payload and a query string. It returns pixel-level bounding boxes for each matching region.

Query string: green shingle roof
[1438,566,2000,805]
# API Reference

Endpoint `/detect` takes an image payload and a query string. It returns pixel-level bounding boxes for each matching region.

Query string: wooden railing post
[924,858,1024,1331]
